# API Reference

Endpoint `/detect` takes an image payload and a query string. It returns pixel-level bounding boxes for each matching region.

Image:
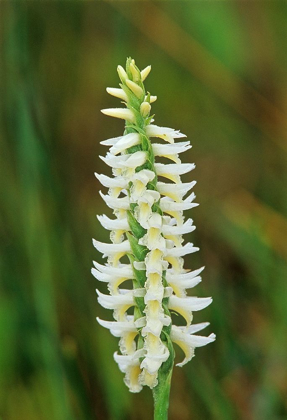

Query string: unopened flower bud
[140,101,151,117]
[117,65,128,82]
[106,87,128,102]
[126,79,144,98]
[101,108,135,123]
[141,65,151,81]
[145,94,157,104]
[129,61,141,82]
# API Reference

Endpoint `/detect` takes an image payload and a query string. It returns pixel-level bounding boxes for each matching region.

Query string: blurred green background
[1,2,287,419]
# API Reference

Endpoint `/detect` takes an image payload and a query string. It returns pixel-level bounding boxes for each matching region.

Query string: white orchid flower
[92,58,215,406]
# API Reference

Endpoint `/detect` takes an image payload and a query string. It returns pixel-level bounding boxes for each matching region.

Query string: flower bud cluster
[92,58,215,393]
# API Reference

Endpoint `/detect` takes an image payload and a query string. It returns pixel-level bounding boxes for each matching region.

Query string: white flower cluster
[92,58,215,393]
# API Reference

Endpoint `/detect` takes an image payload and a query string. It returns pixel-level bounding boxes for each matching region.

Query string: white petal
[96,289,134,310]
[169,295,212,312]
[134,191,161,228]
[139,230,166,252]
[134,317,146,328]
[91,268,111,282]
[144,283,164,303]
[152,142,191,156]
[139,370,158,389]
[99,154,125,169]
[160,196,198,212]
[99,153,131,169]
[141,334,169,374]
[169,278,201,295]
[115,348,145,392]
[185,192,196,203]
[114,348,145,372]
[165,243,199,257]
[97,317,137,337]
[130,171,155,201]
[138,190,160,205]
[187,333,216,348]
[133,261,146,270]
[92,239,131,255]
[123,151,146,168]
[99,191,130,210]
[168,275,201,290]
[145,249,167,275]
[164,287,173,297]
[182,322,210,334]
[157,181,196,197]
[97,214,130,231]
[188,322,210,334]
[155,163,195,176]
[146,124,186,140]
[133,288,146,297]
[146,213,163,229]
[142,316,171,337]
[162,219,195,236]
[91,266,133,285]
[92,261,134,278]
[110,133,141,155]
[132,169,155,185]
[100,135,123,146]
[95,173,128,189]
[101,152,146,169]
[167,266,204,280]
[171,325,215,367]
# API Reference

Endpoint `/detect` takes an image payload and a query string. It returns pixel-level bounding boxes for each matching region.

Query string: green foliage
[126,232,148,262]
[127,210,146,239]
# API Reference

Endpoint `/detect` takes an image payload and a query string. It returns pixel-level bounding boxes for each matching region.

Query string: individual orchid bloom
[92,58,215,416]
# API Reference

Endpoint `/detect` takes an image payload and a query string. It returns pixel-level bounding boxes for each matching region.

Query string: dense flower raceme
[92,58,215,393]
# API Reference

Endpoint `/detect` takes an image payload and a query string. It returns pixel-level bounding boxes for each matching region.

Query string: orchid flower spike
[93,57,215,401]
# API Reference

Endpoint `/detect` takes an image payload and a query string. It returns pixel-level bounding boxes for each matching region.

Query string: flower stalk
[92,58,215,419]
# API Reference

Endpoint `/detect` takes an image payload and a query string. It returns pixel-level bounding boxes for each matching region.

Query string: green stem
[152,366,173,420]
